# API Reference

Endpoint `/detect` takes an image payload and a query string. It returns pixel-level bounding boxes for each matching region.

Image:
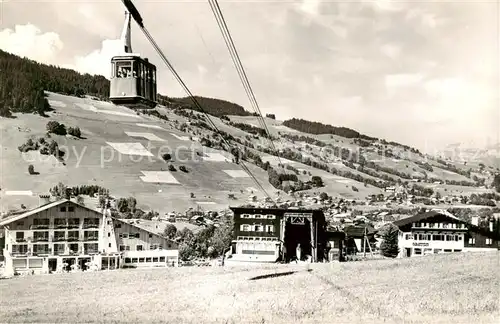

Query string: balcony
[67,237,80,242]
[53,236,67,242]
[15,238,27,243]
[84,236,99,241]
[32,237,49,243]
[30,224,50,230]
[83,224,99,229]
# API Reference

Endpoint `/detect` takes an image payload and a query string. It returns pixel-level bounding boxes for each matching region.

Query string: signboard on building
[412,242,429,247]
[284,213,313,225]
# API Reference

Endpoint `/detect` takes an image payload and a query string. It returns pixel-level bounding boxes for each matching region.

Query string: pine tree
[380,224,400,258]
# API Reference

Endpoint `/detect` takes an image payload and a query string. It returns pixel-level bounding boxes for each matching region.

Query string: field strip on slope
[203,153,231,162]
[106,142,154,156]
[48,100,67,108]
[125,132,166,142]
[3,190,33,196]
[139,171,180,184]
[136,123,165,130]
[223,170,251,178]
[170,133,190,141]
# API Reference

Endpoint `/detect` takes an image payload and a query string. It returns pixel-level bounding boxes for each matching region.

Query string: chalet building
[344,225,377,255]
[393,210,499,258]
[0,199,178,276]
[229,207,327,263]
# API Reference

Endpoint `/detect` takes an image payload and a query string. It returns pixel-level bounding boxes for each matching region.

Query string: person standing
[296,243,301,262]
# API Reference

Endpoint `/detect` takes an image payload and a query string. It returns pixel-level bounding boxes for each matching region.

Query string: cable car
[109,11,157,109]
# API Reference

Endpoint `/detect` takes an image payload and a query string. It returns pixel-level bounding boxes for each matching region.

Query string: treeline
[0,49,109,117]
[282,118,376,140]
[158,94,255,117]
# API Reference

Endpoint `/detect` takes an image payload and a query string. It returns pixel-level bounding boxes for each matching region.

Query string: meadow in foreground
[0,251,498,323]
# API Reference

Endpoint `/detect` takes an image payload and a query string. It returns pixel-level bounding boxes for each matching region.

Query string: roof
[0,199,103,227]
[393,210,463,228]
[344,225,376,237]
[230,207,323,214]
[118,219,201,236]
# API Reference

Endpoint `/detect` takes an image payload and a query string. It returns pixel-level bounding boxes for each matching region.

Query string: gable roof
[0,199,103,227]
[344,224,376,237]
[113,218,177,245]
[392,210,464,228]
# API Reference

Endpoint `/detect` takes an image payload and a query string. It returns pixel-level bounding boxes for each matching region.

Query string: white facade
[0,199,178,276]
[397,221,467,257]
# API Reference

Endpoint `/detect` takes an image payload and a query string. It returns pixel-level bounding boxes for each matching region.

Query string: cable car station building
[229,207,328,263]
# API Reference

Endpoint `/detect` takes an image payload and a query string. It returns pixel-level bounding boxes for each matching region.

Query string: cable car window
[111,62,115,78]
[132,61,139,78]
[116,61,132,78]
[153,70,156,83]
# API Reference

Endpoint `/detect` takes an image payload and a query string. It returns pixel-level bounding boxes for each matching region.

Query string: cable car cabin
[109,55,157,109]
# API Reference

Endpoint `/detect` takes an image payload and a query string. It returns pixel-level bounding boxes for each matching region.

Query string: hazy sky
[1,0,499,152]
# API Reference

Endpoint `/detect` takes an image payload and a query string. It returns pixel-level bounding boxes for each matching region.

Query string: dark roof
[230,207,323,214]
[392,210,464,228]
[344,225,376,237]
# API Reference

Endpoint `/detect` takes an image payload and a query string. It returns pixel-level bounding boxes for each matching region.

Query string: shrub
[168,164,176,172]
[179,165,188,173]
[162,153,172,161]
[352,186,359,192]
[46,121,67,135]
[67,126,81,138]
[28,164,35,175]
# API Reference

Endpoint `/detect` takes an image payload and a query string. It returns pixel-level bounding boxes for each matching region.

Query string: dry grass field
[0,252,498,323]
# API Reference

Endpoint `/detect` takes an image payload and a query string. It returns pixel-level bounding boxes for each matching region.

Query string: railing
[53,236,67,242]
[67,224,80,229]
[15,238,27,243]
[32,237,49,242]
[30,224,50,230]
[67,237,80,242]
[54,224,68,229]
[84,236,99,241]
[83,224,99,229]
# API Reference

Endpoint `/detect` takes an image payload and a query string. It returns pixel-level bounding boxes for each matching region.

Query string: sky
[1,0,499,153]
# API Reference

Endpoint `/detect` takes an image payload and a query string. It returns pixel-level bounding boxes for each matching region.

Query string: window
[153,257,159,262]
[160,257,165,262]
[405,234,413,240]
[120,233,129,239]
[254,225,263,232]
[486,238,493,245]
[446,235,454,241]
[433,234,444,241]
[116,224,122,229]
[149,234,153,238]
[266,225,274,233]
[33,244,49,255]
[132,258,138,263]
[108,233,111,237]
[125,258,131,263]
[108,243,111,248]
[444,249,452,253]
[267,214,276,219]
[16,232,25,242]
[68,206,75,212]
[146,257,152,262]
[107,220,111,225]
[137,245,143,251]
[468,238,475,245]
[150,244,159,250]
[139,258,145,262]
[34,231,49,242]
[240,224,251,232]
[116,61,132,78]
[60,206,66,212]
[414,248,422,255]
[12,244,28,254]
[119,245,126,251]
[167,244,171,248]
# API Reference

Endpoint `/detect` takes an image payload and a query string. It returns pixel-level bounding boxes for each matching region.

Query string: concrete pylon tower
[120,11,133,54]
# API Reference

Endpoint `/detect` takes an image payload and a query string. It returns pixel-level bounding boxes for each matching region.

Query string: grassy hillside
[1,49,499,214]
[0,252,498,323]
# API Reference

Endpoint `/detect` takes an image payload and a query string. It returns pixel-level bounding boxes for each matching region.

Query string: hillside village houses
[0,198,179,276]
